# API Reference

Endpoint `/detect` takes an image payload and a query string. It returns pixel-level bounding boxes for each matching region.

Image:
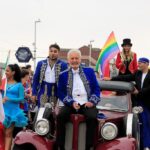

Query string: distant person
[32,43,68,108]
[116,38,137,75]
[21,66,26,70]
[21,69,32,115]
[25,65,32,73]
[2,64,27,150]
[109,58,119,78]
[25,64,33,87]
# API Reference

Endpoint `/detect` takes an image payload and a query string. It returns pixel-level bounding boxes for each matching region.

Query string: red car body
[13,112,136,150]
[0,123,4,150]
[13,81,139,150]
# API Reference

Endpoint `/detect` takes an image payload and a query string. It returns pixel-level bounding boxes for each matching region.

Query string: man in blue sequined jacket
[56,49,100,150]
[32,44,68,108]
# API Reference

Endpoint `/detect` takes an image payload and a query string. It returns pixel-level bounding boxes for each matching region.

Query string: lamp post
[33,19,41,70]
[89,40,94,67]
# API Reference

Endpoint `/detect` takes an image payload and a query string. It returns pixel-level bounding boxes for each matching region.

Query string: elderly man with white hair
[56,49,100,150]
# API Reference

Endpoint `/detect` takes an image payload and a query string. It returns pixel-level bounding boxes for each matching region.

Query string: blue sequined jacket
[58,66,100,106]
[32,58,68,96]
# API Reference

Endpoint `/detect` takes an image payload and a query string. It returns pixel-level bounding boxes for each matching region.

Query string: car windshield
[96,93,129,112]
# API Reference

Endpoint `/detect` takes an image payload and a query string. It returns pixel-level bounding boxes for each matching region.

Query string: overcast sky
[0,0,150,67]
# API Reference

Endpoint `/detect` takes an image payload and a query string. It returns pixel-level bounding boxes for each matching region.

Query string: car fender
[14,130,54,150]
[0,123,4,150]
[96,137,136,150]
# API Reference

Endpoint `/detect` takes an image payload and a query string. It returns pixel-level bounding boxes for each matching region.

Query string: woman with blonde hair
[116,38,137,75]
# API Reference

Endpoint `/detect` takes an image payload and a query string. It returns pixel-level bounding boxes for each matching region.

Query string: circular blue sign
[15,47,33,63]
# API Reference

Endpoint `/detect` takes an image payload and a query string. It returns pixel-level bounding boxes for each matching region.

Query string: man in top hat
[116,38,137,75]
[56,49,100,150]
[105,57,150,150]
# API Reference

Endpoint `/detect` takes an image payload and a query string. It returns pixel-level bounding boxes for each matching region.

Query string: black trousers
[56,105,98,149]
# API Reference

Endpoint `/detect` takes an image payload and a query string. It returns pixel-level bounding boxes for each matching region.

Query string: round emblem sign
[15,47,33,63]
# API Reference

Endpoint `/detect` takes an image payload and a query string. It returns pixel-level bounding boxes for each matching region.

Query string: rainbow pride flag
[95,31,120,77]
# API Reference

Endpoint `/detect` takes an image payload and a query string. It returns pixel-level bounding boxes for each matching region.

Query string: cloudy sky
[0,0,150,68]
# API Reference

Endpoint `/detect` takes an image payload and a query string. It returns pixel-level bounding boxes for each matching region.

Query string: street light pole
[89,40,94,67]
[33,19,41,71]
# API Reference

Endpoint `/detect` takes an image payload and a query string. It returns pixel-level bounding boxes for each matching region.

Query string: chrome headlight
[132,106,143,114]
[101,122,118,140]
[34,119,49,136]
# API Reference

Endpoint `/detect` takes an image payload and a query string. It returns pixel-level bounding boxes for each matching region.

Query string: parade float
[13,81,141,150]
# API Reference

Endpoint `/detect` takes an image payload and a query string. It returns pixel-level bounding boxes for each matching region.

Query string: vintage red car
[12,81,142,150]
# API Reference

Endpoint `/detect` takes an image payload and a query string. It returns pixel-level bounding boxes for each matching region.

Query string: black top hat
[121,38,132,47]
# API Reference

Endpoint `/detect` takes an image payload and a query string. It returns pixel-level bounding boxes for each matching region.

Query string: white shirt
[44,59,56,83]
[72,69,88,105]
[141,73,147,88]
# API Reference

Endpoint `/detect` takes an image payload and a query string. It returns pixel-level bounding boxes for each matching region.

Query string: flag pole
[3,50,11,97]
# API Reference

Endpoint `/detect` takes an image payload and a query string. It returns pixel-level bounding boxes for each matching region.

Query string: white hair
[67,49,81,59]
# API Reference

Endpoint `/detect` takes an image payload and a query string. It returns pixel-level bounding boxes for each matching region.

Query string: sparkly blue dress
[3,82,28,128]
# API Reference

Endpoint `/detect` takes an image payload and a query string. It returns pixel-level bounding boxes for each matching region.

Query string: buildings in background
[59,45,101,67]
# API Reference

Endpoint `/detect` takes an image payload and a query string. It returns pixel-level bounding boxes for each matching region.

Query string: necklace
[7,83,16,90]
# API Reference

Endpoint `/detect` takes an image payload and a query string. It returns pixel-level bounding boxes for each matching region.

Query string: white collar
[72,68,79,74]
[47,58,56,68]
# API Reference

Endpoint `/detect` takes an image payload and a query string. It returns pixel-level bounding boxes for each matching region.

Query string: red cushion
[70,114,85,123]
